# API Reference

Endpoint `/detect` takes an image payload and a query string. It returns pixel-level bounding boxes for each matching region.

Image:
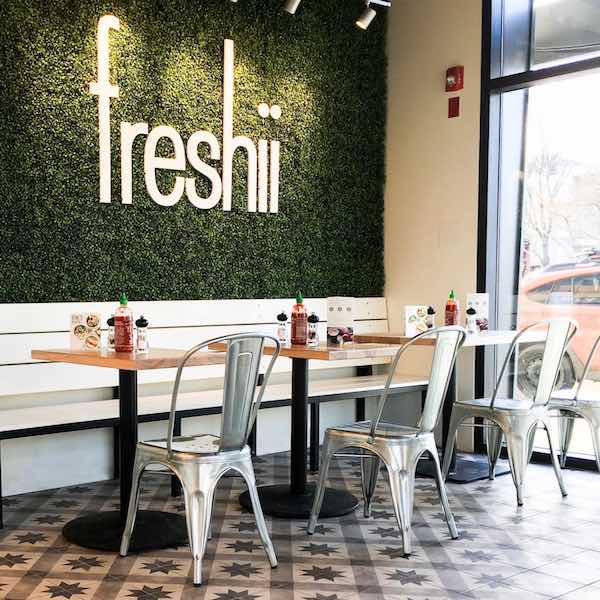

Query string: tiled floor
[1,452,599,599]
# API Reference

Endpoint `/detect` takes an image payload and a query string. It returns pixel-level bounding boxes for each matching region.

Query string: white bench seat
[0,374,428,435]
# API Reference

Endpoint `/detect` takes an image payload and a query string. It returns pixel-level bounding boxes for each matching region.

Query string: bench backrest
[0,298,389,397]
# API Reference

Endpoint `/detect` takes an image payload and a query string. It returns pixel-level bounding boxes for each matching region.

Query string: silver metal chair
[120,333,280,586]
[308,326,467,556]
[442,319,578,506]
[550,334,600,470]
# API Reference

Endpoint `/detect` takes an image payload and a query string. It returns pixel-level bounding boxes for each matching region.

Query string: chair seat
[141,433,221,455]
[550,388,599,406]
[455,397,535,414]
[329,420,420,439]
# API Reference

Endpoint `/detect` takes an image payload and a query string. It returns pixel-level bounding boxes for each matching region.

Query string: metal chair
[120,333,280,586]
[550,334,600,471]
[442,319,578,506]
[308,326,467,556]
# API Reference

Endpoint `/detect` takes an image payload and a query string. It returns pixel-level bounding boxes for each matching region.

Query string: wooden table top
[208,341,401,361]
[31,347,227,371]
[354,329,547,348]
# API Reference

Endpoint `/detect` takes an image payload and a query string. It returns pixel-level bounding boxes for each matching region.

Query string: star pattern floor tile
[0,453,599,599]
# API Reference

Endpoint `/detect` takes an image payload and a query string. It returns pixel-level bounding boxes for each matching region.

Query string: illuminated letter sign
[90,16,281,213]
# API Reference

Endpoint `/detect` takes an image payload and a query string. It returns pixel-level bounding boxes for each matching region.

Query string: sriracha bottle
[114,293,134,353]
[444,290,460,326]
[291,292,308,345]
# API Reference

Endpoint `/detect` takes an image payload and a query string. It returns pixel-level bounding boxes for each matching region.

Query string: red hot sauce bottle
[291,293,308,345]
[444,290,460,326]
[114,293,134,353]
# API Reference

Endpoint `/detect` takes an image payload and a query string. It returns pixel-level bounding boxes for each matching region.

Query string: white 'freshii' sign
[90,15,280,213]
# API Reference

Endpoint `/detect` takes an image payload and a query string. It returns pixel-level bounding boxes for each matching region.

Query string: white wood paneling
[0,297,387,334]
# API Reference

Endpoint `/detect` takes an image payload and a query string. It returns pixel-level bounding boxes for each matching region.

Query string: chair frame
[442,319,578,506]
[307,326,467,556]
[552,334,600,470]
[120,333,281,586]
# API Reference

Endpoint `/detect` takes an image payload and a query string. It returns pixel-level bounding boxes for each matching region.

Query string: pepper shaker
[107,315,115,350]
[135,315,150,353]
[308,312,320,347]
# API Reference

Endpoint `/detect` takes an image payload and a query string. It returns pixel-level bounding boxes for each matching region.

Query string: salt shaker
[277,311,288,344]
[466,307,478,334]
[135,315,150,353]
[426,306,436,329]
[107,315,115,350]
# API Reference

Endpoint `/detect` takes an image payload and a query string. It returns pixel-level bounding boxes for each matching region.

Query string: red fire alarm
[446,66,464,92]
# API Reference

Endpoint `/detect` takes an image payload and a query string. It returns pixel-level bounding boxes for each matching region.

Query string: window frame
[476,0,600,469]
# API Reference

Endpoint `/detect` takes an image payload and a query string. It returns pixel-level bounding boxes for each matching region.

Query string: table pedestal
[62,370,188,551]
[240,484,358,519]
[62,511,187,552]
[415,368,510,483]
[240,357,359,519]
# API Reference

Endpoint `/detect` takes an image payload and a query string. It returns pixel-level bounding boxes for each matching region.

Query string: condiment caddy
[73,293,150,353]
[276,293,323,347]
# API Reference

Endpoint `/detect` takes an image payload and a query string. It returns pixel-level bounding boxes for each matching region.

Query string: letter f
[90,15,120,204]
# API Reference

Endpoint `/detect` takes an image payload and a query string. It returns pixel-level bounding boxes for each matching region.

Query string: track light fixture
[356,4,376,29]
[283,0,302,14]
[356,0,391,30]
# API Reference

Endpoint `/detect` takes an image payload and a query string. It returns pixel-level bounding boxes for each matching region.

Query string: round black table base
[62,511,188,552]
[240,484,359,519]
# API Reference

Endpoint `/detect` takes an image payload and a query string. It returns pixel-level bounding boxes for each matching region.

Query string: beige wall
[385,0,483,446]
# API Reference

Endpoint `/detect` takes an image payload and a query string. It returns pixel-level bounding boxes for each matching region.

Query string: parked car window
[547,278,573,305]
[574,275,600,305]
[527,283,553,304]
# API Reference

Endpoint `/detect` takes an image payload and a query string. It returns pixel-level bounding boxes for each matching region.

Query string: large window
[482,0,600,462]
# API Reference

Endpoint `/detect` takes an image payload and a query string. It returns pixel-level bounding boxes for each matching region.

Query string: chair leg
[171,417,183,498]
[361,451,381,518]
[589,418,600,473]
[387,465,414,556]
[119,454,147,557]
[237,459,277,568]
[485,422,503,481]
[527,423,537,465]
[559,411,576,468]
[183,485,213,587]
[543,419,568,498]
[428,442,458,539]
[308,436,336,534]
[441,409,463,480]
[505,423,533,507]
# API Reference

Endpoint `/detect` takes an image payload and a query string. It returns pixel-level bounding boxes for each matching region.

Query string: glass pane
[533,0,600,69]
[492,71,600,460]
[495,0,600,76]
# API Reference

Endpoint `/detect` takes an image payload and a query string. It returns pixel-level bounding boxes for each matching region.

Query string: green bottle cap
[449,290,456,300]
[296,292,304,304]
[119,292,128,306]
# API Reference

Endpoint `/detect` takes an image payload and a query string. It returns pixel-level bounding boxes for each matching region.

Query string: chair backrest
[166,333,280,453]
[574,333,600,401]
[491,319,578,408]
[369,326,467,438]
[534,319,578,405]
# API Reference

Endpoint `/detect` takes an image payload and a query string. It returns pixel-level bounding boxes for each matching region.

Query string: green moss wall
[0,0,386,303]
